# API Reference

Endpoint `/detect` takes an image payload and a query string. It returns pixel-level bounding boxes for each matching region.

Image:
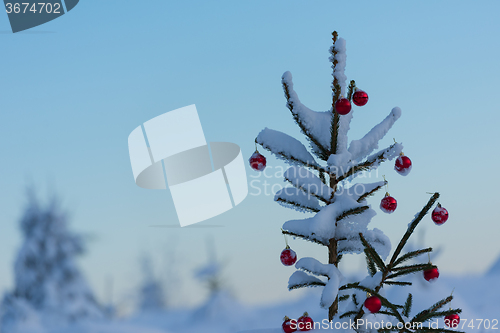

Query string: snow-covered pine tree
[0,192,103,330]
[255,32,462,331]
[192,240,241,322]
[137,256,166,312]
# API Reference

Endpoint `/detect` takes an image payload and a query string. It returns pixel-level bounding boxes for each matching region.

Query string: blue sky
[1,0,499,311]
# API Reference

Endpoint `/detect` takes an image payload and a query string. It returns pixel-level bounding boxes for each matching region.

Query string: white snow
[330,37,347,96]
[274,187,322,213]
[256,128,319,166]
[288,271,324,289]
[283,166,333,202]
[281,72,333,152]
[348,107,402,162]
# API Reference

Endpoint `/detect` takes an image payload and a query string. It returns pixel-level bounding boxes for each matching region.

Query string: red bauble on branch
[282,316,297,333]
[380,193,397,213]
[364,295,382,313]
[423,267,439,282]
[249,150,266,171]
[352,89,369,106]
[280,246,297,266]
[432,203,449,225]
[335,97,352,115]
[444,314,460,328]
[297,312,313,331]
[395,154,412,176]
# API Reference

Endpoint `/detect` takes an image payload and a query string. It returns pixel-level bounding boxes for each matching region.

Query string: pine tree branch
[357,182,387,203]
[366,255,377,276]
[336,143,398,182]
[352,293,359,306]
[288,281,327,290]
[377,310,401,318]
[257,137,331,175]
[337,206,369,222]
[393,248,433,267]
[383,281,412,286]
[340,284,406,324]
[319,171,327,185]
[282,79,330,160]
[392,263,434,272]
[282,229,328,246]
[389,193,440,267]
[339,310,358,319]
[283,175,331,205]
[330,31,341,157]
[403,293,413,317]
[360,233,387,272]
[275,197,320,213]
[411,296,453,323]
[420,309,462,322]
[339,294,349,302]
[347,80,356,101]
[386,263,434,280]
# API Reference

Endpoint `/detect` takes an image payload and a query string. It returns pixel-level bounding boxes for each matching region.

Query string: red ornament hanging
[282,316,297,333]
[423,267,440,282]
[395,154,412,176]
[364,295,382,313]
[352,89,369,106]
[444,314,460,328]
[249,149,266,171]
[380,193,397,214]
[280,246,297,266]
[297,312,314,331]
[432,203,449,225]
[335,97,352,115]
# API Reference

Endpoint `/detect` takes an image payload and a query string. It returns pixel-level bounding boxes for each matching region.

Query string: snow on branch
[336,143,403,182]
[296,257,335,278]
[289,257,343,309]
[282,71,332,159]
[274,187,322,213]
[337,228,391,260]
[256,128,320,169]
[284,166,333,203]
[320,265,342,309]
[348,107,402,162]
[282,194,365,245]
[288,271,326,290]
[330,37,347,96]
[344,181,387,203]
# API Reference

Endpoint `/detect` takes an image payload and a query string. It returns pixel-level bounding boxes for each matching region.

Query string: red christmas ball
[444,314,460,328]
[364,296,382,313]
[423,267,439,282]
[282,316,297,333]
[380,193,397,214]
[280,247,297,266]
[249,151,266,171]
[352,90,369,106]
[297,312,313,331]
[395,155,412,176]
[432,204,449,225]
[335,98,352,115]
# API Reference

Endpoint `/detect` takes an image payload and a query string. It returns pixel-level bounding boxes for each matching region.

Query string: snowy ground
[6,273,499,333]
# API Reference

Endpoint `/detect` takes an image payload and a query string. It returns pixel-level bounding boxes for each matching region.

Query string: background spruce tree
[254,31,462,332]
[0,192,103,331]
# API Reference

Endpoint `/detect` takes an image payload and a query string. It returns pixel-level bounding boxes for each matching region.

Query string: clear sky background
[1,0,499,313]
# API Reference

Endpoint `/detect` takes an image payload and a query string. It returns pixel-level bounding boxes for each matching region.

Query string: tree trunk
[328,237,338,321]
